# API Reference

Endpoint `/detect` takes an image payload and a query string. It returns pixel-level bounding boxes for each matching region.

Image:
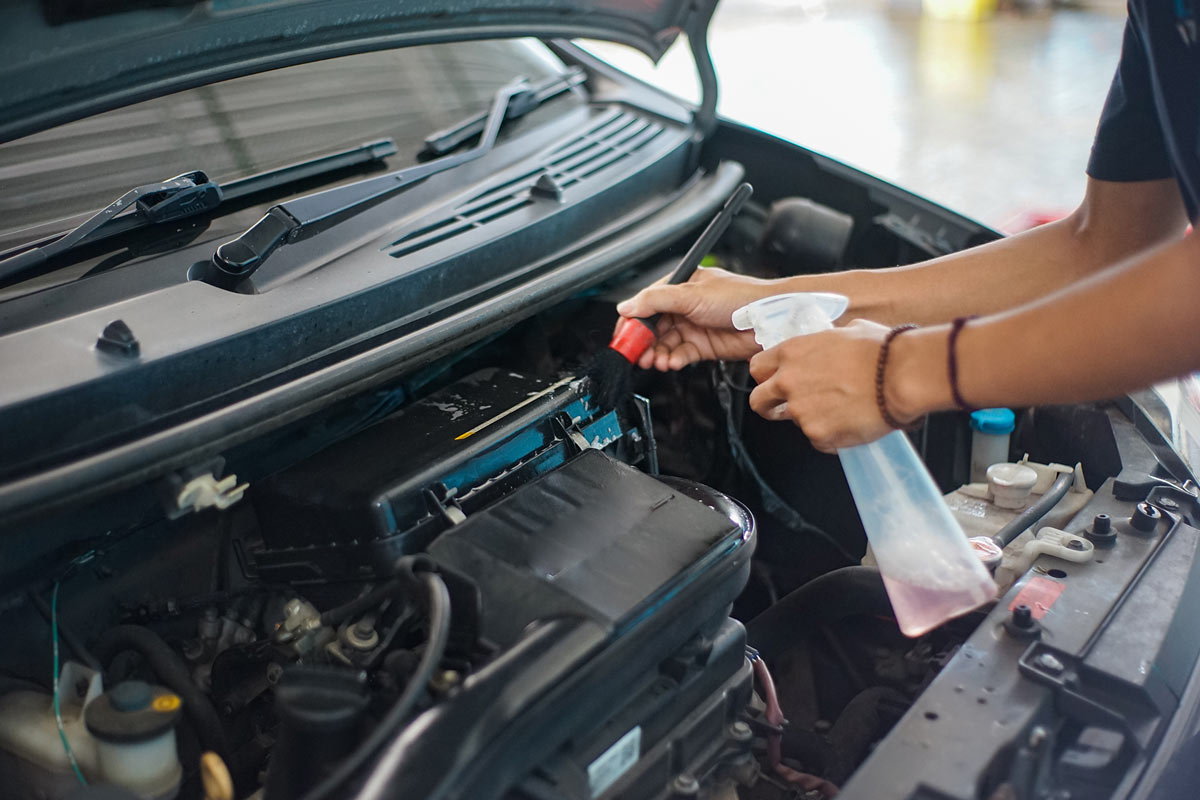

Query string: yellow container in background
[923,0,997,21]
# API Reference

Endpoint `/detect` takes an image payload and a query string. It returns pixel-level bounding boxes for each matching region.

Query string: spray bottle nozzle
[731,292,849,349]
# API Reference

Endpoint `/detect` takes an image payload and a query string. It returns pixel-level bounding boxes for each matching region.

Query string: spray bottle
[732,292,996,636]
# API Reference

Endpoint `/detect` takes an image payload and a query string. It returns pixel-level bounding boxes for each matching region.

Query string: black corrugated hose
[299,569,452,800]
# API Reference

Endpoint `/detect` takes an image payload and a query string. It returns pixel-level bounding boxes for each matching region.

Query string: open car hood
[0,0,716,144]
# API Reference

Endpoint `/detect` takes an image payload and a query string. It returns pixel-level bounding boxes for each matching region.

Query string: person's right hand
[614,266,783,370]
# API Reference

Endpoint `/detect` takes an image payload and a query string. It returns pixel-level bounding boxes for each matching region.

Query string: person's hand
[614,267,781,370]
[747,319,919,452]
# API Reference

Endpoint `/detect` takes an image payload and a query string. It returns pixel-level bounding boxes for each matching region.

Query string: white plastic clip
[1022,526,1095,564]
[176,473,248,514]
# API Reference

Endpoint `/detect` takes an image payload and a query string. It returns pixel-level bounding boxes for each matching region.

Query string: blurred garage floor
[587,0,1126,230]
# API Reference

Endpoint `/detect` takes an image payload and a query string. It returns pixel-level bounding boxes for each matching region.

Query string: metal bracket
[1018,643,1142,749]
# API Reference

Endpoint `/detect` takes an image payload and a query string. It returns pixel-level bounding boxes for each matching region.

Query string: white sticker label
[587,725,641,798]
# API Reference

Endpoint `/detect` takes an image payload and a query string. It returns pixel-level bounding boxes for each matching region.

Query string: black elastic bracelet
[948,315,978,413]
[876,324,918,429]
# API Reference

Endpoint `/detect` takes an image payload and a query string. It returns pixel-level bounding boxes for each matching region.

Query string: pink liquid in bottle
[881,571,996,638]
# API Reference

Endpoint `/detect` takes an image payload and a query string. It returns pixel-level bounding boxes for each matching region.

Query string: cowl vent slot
[386,109,665,259]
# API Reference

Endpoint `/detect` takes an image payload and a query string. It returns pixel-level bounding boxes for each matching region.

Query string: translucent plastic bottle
[732,293,997,636]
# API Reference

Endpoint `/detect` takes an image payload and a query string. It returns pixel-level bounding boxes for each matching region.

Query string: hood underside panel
[0,0,715,143]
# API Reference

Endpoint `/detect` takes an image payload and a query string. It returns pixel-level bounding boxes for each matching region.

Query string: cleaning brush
[587,181,753,410]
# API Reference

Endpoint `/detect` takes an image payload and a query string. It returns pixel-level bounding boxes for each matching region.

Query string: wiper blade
[200,77,532,290]
[0,171,221,283]
[0,139,397,285]
[419,67,586,159]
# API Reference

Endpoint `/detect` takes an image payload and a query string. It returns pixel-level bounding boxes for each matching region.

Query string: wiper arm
[0,171,221,283]
[419,67,586,159]
[200,77,532,290]
[0,139,397,285]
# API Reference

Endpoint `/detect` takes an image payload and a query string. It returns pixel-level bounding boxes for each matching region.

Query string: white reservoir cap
[987,462,1038,509]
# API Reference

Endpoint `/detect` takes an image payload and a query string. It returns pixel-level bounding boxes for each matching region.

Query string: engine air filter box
[249,369,639,583]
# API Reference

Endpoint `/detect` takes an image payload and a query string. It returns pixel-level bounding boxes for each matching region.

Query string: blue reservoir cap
[970,408,1015,435]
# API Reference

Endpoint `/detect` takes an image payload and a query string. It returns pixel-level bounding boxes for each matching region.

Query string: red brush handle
[609,317,658,364]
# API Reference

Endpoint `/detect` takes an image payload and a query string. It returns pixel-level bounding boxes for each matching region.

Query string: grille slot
[386,109,665,259]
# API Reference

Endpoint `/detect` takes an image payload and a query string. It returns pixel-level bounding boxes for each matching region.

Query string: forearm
[888,233,1200,417]
[778,177,1187,327]
[781,216,1108,326]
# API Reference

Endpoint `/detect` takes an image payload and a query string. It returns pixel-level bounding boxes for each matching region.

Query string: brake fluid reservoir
[84,681,183,800]
[733,293,996,637]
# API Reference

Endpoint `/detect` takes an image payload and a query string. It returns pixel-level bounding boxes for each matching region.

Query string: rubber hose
[92,625,229,759]
[823,686,909,784]
[320,556,435,628]
[993,470,1074,547]
[319,579,400,628]
[300,571,452,800]
[745,566,891,663]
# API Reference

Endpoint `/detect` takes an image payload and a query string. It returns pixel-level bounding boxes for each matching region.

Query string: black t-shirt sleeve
[1087,16,1175,182]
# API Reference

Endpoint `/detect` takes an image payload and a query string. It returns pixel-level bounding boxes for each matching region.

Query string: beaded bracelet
[876,323,918,429]
[948,315,978,413]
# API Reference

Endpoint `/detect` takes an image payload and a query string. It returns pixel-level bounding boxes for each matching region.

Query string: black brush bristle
[585,346,634,411]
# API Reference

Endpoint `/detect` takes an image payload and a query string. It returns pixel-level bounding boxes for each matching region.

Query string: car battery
[246,368,651,583]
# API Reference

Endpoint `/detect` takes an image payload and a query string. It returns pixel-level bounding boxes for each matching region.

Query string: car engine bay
[1,186,1197,800]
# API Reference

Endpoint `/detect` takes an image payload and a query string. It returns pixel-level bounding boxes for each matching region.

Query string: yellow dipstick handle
[201,751,234,800]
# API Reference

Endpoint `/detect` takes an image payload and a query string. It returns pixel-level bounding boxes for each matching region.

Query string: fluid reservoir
[84,681,183,800]
[945,458,1092,591]
[0,661,103,800]
[969,408,1015,483]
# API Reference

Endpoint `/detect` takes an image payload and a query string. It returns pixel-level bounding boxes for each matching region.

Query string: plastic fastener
[1005,603,1040,639]
[1130,502,1162,532]
[96,319,140,357]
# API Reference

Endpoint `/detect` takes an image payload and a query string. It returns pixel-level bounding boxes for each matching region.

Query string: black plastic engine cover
[248,369,634,583]
[429,448,748,647]
[368,449,754,800]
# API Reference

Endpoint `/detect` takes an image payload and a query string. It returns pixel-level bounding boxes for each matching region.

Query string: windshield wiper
[0,139,398,285]
[199,77,533,290]
[419,67,585,159]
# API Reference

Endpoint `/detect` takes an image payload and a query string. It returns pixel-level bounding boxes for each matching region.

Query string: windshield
[0,39,572,252]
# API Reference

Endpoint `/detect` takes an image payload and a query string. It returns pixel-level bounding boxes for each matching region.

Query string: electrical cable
[30,589,101,672]
[51,578,88,786]
[301,571,452,800]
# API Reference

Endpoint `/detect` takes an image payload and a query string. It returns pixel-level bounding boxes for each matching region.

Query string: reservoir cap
[86,681,182,743]
[970,408,1015,435]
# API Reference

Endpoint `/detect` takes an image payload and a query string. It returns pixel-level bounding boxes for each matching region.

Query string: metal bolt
[728,721,753,743]
[429,669,460,693]
[671,774,699,796]
[1036,653,1064,674]
[1066,539,1086,551]
[265,663,284,685]
[1159,496,1179,510]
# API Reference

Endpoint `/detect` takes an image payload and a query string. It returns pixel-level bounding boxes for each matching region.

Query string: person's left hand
[747,319,905,452]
